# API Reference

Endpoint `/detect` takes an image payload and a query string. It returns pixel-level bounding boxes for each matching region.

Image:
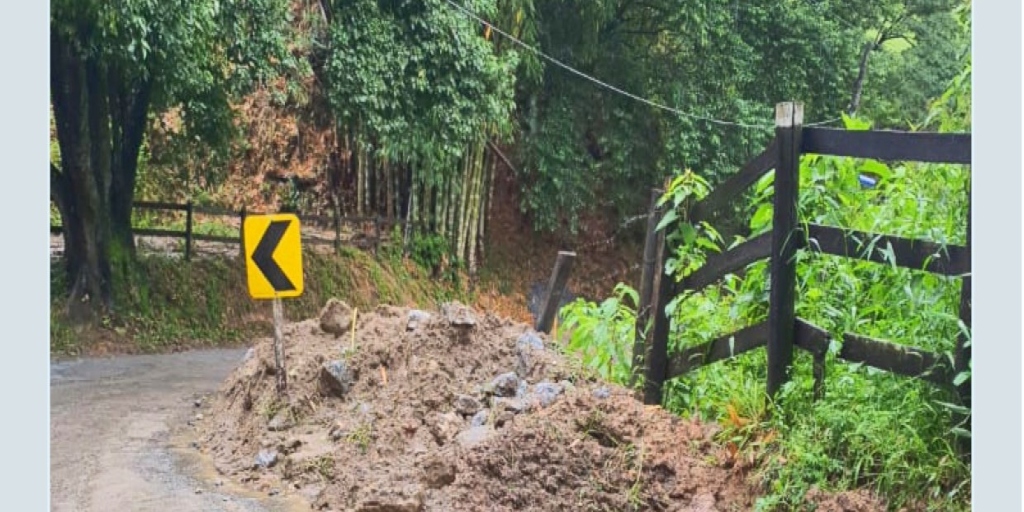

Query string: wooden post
[953,181,971,456]
[630,188,663,388]
[642,229,673,405]
[535,251,576,334]
[766,102,803,399]
[373,216,382,257]
[239,205,248,260]
[184,200,194,261]
[272,296,287,394]
[333,203,342,254]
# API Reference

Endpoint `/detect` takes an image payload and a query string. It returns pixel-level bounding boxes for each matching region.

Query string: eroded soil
[197,301,887,512]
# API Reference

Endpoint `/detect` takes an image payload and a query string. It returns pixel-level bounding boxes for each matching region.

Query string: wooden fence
[632,102,972,421]
[50,201,413,261]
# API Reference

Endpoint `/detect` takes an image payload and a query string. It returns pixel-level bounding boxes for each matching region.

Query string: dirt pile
[197,300,884,512]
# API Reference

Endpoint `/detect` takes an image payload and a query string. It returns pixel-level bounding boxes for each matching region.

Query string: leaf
[680,224,698,246]
[656,209,679,232]
[750,203,773,231]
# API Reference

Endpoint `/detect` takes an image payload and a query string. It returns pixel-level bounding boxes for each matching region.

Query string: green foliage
[409,233,451,272]
[319,0,517,165]
[559,283,639,385]
[564,67,972,508]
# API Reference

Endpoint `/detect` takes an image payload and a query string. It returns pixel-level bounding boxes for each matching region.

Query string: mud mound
[198,301,882,512]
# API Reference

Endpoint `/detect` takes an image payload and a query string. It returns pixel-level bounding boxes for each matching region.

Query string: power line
[443,0,842,130]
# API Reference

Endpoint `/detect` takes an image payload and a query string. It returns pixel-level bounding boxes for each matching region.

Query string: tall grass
[558,109,971,510]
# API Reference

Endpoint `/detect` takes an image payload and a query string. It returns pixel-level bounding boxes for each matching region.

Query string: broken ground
[195,300,888,512]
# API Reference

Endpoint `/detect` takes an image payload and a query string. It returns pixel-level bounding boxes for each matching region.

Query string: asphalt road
[50,349,308,512]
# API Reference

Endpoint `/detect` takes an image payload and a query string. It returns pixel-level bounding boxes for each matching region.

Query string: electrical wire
[443,0,843,130]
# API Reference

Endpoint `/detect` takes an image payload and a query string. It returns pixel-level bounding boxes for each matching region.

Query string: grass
[49,244,467,357]
[554,119,972,511]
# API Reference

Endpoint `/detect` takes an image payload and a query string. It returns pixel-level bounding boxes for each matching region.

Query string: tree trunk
[51,26,151,321]
[847,41,875,117]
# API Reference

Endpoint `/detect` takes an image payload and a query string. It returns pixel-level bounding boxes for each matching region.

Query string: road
[50,349,308,512]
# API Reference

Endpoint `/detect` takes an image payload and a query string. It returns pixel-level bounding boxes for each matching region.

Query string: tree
[50,0,296,318]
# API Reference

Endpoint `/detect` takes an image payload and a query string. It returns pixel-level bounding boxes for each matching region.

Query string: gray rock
[559,380,576,394]
[319,299,354,336]
[515,379,529,399]
[593,387,611,399]
[531,382,564,408]
[319,360,355,397]
[491,372,520,398]
[516,331,545,351]
[440,302,477,328]
[455,426,493,449]
[453,394,482,416]
[471,409,490,427]
[255,449,279,469]
[515,331,545,378]
[407,310,432,331]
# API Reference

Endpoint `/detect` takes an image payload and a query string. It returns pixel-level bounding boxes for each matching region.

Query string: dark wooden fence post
[184,200,194,261]
[767,101,803,399]
[631,188,664,388]
[535,251,576,334]
[239,205,248,260]
[954,181,972,457]
[642,226,673,405]
[333,204,342,253]
[373,216,382,257]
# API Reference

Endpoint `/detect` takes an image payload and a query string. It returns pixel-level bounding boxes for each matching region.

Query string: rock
[517,331,545,351]
[593,387,611,400]
[559,380,576,394]
[319,299,354,336]
[255,449,279,469]
[242,347,256,363]
[515,331,545,377]
[319,360,355,397]
[516,379,529,399]
[492,397,528,414]
[471,409,490,427]
[195,488,202,495]
[530,381,564,408]
[490,372,520,398]
[440,302,477,328]
[455,426,493,450]
[268,410,295,432]
[453,394,482,416]
[407,310,432,331]
[421,455,457,489]
[428,412,465,445]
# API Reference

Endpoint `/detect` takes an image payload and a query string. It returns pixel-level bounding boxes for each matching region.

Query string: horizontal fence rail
[50,200,420,261]
[633,102,971,451]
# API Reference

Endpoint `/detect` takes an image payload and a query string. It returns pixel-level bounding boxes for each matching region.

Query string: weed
[565,112,972,510]
[346,422,373,454]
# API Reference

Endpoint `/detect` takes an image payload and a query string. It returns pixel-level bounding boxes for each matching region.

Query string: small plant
[409,232,449,272]
[307,455,336,481]
[559,283,639,386]
[346,422,373,454]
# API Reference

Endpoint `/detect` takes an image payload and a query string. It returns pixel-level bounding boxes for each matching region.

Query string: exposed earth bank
[196,300,887,512]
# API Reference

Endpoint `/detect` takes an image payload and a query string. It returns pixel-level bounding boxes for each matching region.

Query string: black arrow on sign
[251,220,296,292]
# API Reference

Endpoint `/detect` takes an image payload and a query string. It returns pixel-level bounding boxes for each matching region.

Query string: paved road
[50,349,308,512]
